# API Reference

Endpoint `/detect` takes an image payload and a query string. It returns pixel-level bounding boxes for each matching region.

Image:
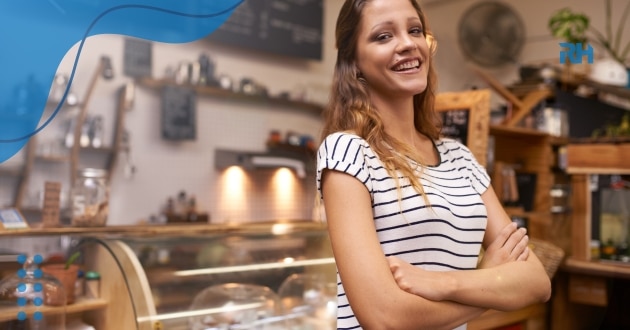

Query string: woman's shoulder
[321,131,370,148]
[434,137,474,158]
[318,131,374,161]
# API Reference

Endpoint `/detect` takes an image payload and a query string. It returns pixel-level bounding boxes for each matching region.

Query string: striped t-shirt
[316,132,490,330]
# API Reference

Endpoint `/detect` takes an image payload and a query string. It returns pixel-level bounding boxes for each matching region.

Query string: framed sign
[435,89,491,166]
[161,85,197,141]
[206,0,323,60]
[0,208,29,230]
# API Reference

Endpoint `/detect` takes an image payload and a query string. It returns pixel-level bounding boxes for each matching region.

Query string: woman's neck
[371,94,417,145]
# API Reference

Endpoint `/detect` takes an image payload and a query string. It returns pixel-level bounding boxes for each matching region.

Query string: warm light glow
[272,168,297,218]
[282,257,295,263]
[271,223,293,235]
[219,166,249,220]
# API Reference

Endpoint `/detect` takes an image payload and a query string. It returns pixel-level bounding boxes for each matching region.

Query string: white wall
[1,0,625,226]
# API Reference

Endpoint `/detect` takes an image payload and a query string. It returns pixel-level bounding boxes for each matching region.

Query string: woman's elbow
[538,275,552,303]
[501,275,552,312]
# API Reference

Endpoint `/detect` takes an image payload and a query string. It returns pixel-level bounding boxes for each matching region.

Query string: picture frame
[435,89,491,166]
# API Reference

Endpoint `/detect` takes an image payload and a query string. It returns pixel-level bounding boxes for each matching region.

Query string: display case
[0,221,335,330]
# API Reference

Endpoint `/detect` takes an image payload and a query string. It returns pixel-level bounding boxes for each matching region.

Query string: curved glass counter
[79,221,336,330]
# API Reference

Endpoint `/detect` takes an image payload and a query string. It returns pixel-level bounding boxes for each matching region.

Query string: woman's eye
[410,27,424,35]
[375,33,391,41]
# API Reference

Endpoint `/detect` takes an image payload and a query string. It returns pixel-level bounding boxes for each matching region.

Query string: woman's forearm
[448,257,551,310]
[390,256,551,311]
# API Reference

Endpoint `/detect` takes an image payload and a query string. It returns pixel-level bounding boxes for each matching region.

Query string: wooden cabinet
[549,143,630,329]
[467,125,564,330]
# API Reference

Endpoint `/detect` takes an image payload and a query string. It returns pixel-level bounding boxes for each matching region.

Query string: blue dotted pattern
[16,254,43,322]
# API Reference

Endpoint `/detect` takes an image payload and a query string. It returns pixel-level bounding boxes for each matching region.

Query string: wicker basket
[529,238,565,279]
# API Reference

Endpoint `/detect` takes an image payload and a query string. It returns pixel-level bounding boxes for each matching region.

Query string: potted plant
[41,251,81,305]
[548,0,630,86]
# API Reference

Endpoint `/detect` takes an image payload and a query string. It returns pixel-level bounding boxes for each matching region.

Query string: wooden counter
[563,257,630,280]
[0,221,328,238]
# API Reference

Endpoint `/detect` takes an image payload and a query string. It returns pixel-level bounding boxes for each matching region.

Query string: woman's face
[355,0,430,100]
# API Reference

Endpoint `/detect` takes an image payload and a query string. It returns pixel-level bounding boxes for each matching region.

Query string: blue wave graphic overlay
[0,0,243,162]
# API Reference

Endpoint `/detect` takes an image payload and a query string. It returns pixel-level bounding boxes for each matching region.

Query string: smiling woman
[317,0,551,329]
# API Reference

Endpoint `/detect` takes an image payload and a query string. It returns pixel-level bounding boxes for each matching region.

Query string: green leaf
[65,251,81,270]
[548,8,589,44]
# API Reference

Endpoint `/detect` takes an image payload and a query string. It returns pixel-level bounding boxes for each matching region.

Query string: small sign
[123,37,152,78]
[42,181,62,228]
[440,109,470,146]
[0,208,29,230]
[161,85,197,141]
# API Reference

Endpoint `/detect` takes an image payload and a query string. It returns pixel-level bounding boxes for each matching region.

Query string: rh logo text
[559,42,594,64]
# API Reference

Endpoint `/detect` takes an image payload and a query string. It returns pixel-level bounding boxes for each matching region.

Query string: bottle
[590,240,601,260]
[175,191,187,217]
[75,269,85,298]
[187,195,198,222]
[84,271,101,299]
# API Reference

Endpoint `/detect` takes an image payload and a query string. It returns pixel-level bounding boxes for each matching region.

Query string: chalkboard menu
[434,90,490,166]
[207,0,323,60]
[162,86,197,141]
[439,109,470,145]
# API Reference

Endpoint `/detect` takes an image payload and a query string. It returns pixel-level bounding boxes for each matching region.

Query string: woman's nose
[396,34,417,53]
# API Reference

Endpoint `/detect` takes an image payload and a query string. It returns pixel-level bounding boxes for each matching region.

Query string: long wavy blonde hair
[321,0,441,202]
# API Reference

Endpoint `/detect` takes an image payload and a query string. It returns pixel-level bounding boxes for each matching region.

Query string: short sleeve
[316,132,373,198]
[457,142,491,195]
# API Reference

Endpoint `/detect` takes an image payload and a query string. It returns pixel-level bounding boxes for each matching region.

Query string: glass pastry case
[77,221,336,330]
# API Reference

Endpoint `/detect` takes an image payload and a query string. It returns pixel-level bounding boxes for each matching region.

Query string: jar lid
[85,271,101,280]
[78,168,108,178]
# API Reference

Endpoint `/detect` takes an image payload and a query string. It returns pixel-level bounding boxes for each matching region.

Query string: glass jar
[71,168,109,227]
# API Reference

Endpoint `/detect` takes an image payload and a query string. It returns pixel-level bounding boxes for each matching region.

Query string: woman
[316,0,551,329]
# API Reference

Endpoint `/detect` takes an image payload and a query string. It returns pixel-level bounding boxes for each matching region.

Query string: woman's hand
[387,256,451,301]
[478,222,529,269]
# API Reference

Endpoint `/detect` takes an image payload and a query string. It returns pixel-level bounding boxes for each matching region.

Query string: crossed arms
[321,170,551,330]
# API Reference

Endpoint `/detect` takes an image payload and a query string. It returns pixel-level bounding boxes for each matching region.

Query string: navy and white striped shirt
[316,132,490,330]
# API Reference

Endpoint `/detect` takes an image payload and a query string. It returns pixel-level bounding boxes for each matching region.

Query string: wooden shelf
[34,154,70,163]
[563,257,630,280]
[0,168,22,177]
[489,125,549,139]
[34,146,116,163]
[583,79,630,100]
[0,297,107,322]
[0,221,327,238]
[566,143,630,174]
[138,77,324,117]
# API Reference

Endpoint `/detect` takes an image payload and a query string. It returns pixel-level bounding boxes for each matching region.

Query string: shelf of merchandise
[9,62,130,213]
[489,124,556,241]
[137,77,324,117]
